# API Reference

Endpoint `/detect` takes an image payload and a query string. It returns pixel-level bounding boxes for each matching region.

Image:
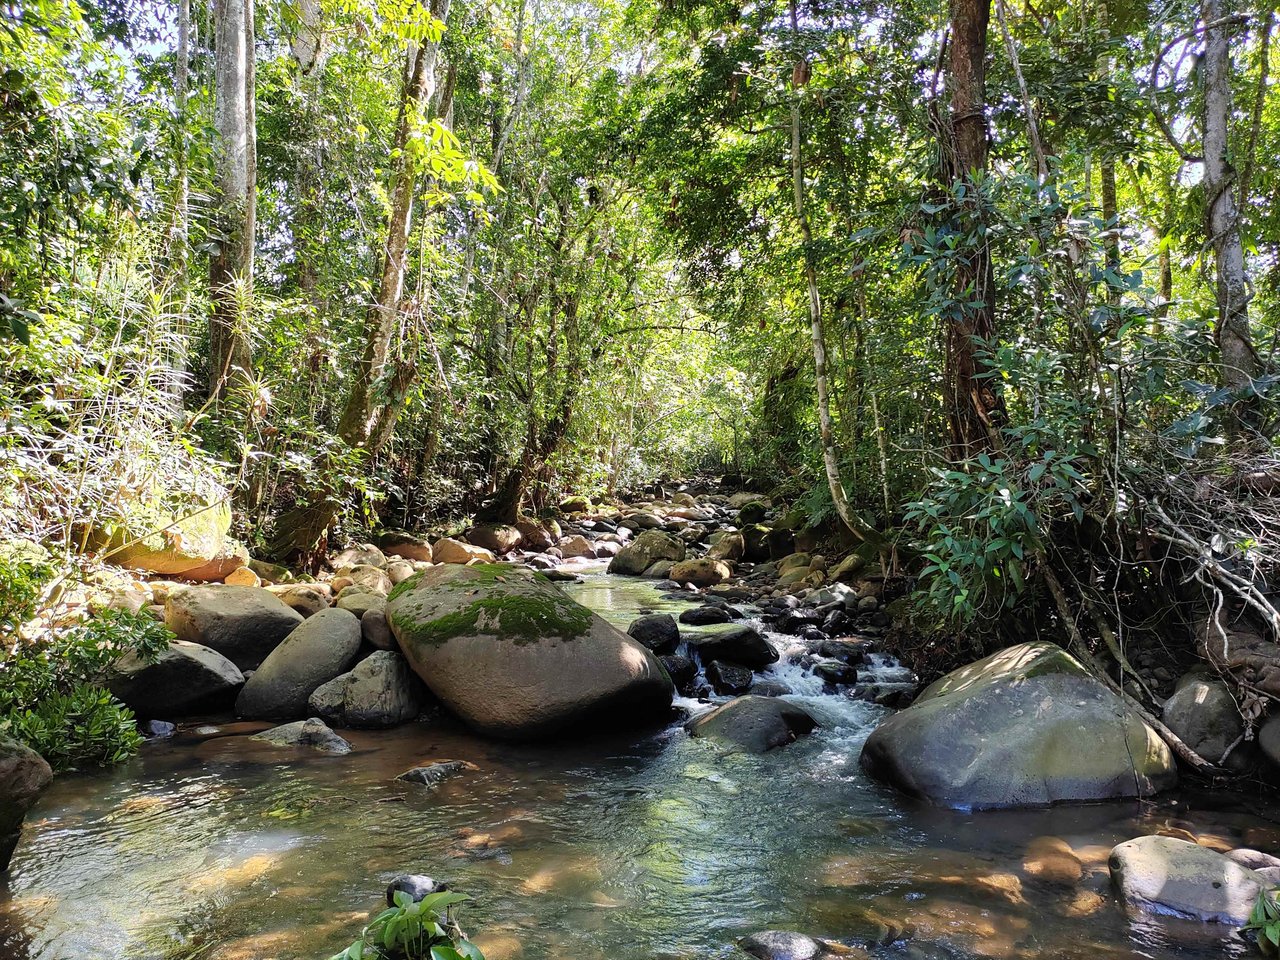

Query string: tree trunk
[291,0,327,304]
[942,0,1001,458]
[169,0,191,417]
[1202,0,1258,402]
[208,0,255,399]
[337,0,450,449]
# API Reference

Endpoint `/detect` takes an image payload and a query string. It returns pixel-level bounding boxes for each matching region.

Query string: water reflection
[0,568,1273,959]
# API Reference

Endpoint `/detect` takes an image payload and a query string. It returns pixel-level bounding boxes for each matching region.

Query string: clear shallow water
[1,567,1277,960]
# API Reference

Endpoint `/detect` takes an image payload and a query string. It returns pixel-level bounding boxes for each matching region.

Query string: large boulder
[165,585,304,670]
[0,737,54,874]
[332,543,387,569]
[387,564,674,739]
[235,608,363,720]
[515,518,555,551]
[688,625,778,670]
[558,535,596,559]
[309,651,427,728]
[687,696,818,753]
[860,642,1177,809]
[107,640,244,717]
[432,538,497,565]
[670,558,732,587]
[1109,835,1270,923]
[707,532,745,563]
[1162,677,1243,767]
[608,530,685,576]
[177,537,250,582]
[466,523,524,555]
[93,485,232,576]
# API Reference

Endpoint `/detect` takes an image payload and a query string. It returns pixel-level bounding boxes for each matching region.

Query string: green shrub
[0,605,173,771]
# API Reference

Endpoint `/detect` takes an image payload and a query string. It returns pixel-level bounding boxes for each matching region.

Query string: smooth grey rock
[1110,835,1270,923]
[627,613,680,654]
[0,737,53,874]
[165,585,303,670]
[1162,678,1243,765]
[688,625,777,670]
[108,640,244,717]
[860,641,1177,809]
[250,717,351,754]
[307,651,426,728]
[687,696,817,753]
[236,608,362,720]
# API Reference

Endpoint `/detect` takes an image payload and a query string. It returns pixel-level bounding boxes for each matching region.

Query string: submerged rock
[387,874,449,905]
[107,640,244,717]
[860,641,1177,809]
[1110,835,1270,923]
[250,717,351,754]
[686,696,818,753]
[165,585,303,670]
[706,659,753,695]
[739,931,853,960]
[236,608,363,720]
[388,563,674,739]
[396,759,477,787]
[0,737,53,874]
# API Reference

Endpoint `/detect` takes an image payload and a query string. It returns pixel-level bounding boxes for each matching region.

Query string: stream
[1,564,1277,960]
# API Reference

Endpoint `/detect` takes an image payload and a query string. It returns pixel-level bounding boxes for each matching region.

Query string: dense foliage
[2,0,1279,727]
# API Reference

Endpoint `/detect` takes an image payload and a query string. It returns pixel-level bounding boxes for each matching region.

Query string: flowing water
[2,566,1278,960]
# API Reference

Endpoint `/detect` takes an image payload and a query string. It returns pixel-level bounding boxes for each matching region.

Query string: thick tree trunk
[943,0,1001,458]
[1202,0,1258,401]
[208,0,255,399]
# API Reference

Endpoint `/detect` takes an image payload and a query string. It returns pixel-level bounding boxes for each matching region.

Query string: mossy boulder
[608,529,685,576]
[737,501,768,525]
[670,557,732,587]
[860,641,1177,809]
[0,736,53,874]
[387,564,674,739]
[91,485,232,577]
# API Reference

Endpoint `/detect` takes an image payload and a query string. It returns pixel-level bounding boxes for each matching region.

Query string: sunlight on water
[0,567,1269,960]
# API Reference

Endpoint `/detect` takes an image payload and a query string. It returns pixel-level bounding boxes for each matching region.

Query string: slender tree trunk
[208,0,255,399]
[338,0,450,449]
[789,2,876,542]
[1202,0,1258,400]
[942,0,1002,458]
[169,0,191,416]
[291,0,327,305]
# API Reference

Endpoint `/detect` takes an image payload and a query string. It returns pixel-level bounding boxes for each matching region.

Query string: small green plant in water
[1246,889,1280,954]
[331,890,485,960]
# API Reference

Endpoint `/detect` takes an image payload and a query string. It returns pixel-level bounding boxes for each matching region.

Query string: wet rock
[818,639,869,664]
[680,605,731,626]
[740,931,850,960]
[860,641,1177,809]
[660,654,697,694]
[108,640,244,717]
[309,651,427,728]
[387,874,449,905]
[748,679,792,697]
[140,719,177,738]
[1022,836,1083,885]
[236,609,363,720]
[706,660,753,695]
[389,563,673,739]
[1162,678,1243,766]
[813,660,858,685]
[688,625,778,670]
[608,529,686,576]
[433,538,497,565]
[397,760,477,787]
[250,717,351,754]
[1110,835,1269,923]
[687,696,818,753]
[0,736,54,874]
[165,585,304,670]
[628,614,680,654]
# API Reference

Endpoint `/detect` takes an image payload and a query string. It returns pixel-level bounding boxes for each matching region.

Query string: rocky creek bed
[1,565,1279,960]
